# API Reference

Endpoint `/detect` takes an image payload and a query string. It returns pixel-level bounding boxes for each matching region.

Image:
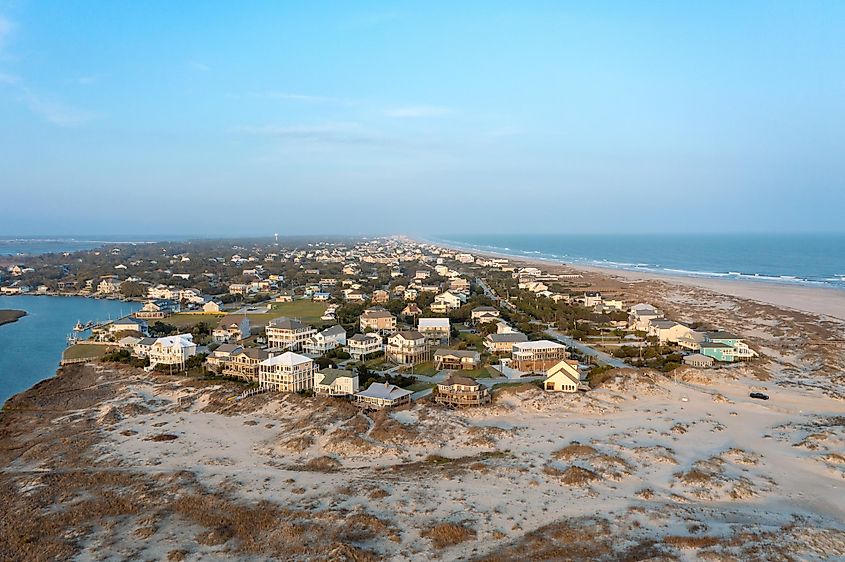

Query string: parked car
[749,392,769,400]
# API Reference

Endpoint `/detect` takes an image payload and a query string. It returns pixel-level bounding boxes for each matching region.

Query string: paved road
[545,328,631,369]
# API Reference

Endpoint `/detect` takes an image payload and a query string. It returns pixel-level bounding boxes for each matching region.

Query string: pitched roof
[394,330,424,341]
[418,318,449,329]
[440,374,479,387]
[267,317,307,330]
[320,324,347,337]
[316,368,357,386]
[218,314,249,328]
[260,351,312,367]
[513,339,565,350]
[361,307,394,319]
[349,332,380,342]
[486,332,528,343]
[236,348,270,360]
[357,382,412,401]
[214,343,242,354]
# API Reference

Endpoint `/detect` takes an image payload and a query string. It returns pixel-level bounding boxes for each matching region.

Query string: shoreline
[0,309,27,327]
[423,238,845,321]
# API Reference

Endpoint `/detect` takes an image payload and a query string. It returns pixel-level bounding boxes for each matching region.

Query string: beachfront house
[258,351,315,392]
[223,348,271,382]
[543,360,582,392]
[433,349,481,370]
[314,368,359,397]
[511,340,568,373]
[683,353,715,368]
[699,332,758,362]
[355,382,412,410]
[302,325,347,355]
[265,317,317,351]
[206,343,243,371]
[345,333,384,360]
[386,331,429,365]
[148,334,197,370]
[434,374,491,407]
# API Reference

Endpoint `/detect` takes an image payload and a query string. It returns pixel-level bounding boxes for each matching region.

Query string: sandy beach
[576,265,845,322]
[423,239,845,322]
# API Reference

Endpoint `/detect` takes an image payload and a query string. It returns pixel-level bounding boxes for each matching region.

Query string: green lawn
[63,343,111,360]
[459,366,495,378]
[403,361,438,376]
[250,300,328,326]
[165,300,327,330]
[166,313,225,329]
[406,382,434,392]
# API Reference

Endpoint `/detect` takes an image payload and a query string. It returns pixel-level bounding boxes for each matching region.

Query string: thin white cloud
[187,60,210,72]
[238,122,391,146]
[236,91,356,105]
[19,89,96,126]
[0,16,12,50]
[77,75,99,85]
[385,105,452,118]
[0,70,19,84]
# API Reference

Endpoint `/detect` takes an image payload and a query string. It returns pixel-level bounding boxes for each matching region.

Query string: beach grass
[63,343,111,360]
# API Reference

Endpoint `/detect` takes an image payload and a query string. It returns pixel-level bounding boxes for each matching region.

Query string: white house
[265,317,317,351]
[430,291,463,314]
[355,382,412,409]
[314,368,359,396]
[543,360,582,392]
[629,304,664,331]
[148,334,197,370]
[302,325,347,355]
[511,340,568,372]
[471,306,500,324]
[418,317,451,345]
[258,352,315,392]
[212,315,251,343]
[345,333,384,360]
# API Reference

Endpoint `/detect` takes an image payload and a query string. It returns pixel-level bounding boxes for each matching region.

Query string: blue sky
[1,1,844,236]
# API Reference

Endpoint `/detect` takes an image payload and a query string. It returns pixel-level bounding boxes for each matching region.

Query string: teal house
[699,331,757,362]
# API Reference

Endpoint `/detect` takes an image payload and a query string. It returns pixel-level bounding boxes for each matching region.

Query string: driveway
[545,329,631,369]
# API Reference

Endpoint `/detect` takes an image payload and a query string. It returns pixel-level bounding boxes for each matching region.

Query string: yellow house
[543,360,582,393]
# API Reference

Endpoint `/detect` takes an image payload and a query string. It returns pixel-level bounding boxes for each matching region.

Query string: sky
[1,1,844,236]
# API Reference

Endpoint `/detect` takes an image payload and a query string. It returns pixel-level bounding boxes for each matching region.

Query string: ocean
[0,296,141,405]
[430,234,845,290]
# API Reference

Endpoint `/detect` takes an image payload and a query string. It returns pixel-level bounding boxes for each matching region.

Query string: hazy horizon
[2,2,844,235]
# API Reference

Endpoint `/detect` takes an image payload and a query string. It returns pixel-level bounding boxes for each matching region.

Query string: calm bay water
[0,235,185,256]
[432,234,845,290]
[0,296,140,405]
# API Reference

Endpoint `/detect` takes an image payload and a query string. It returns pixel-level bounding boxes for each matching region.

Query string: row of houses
[629,303,758,365]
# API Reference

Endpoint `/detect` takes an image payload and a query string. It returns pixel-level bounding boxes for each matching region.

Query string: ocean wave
[427,236,845,290]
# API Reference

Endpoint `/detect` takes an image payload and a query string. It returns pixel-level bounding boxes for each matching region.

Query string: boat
[73,321,84,332]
